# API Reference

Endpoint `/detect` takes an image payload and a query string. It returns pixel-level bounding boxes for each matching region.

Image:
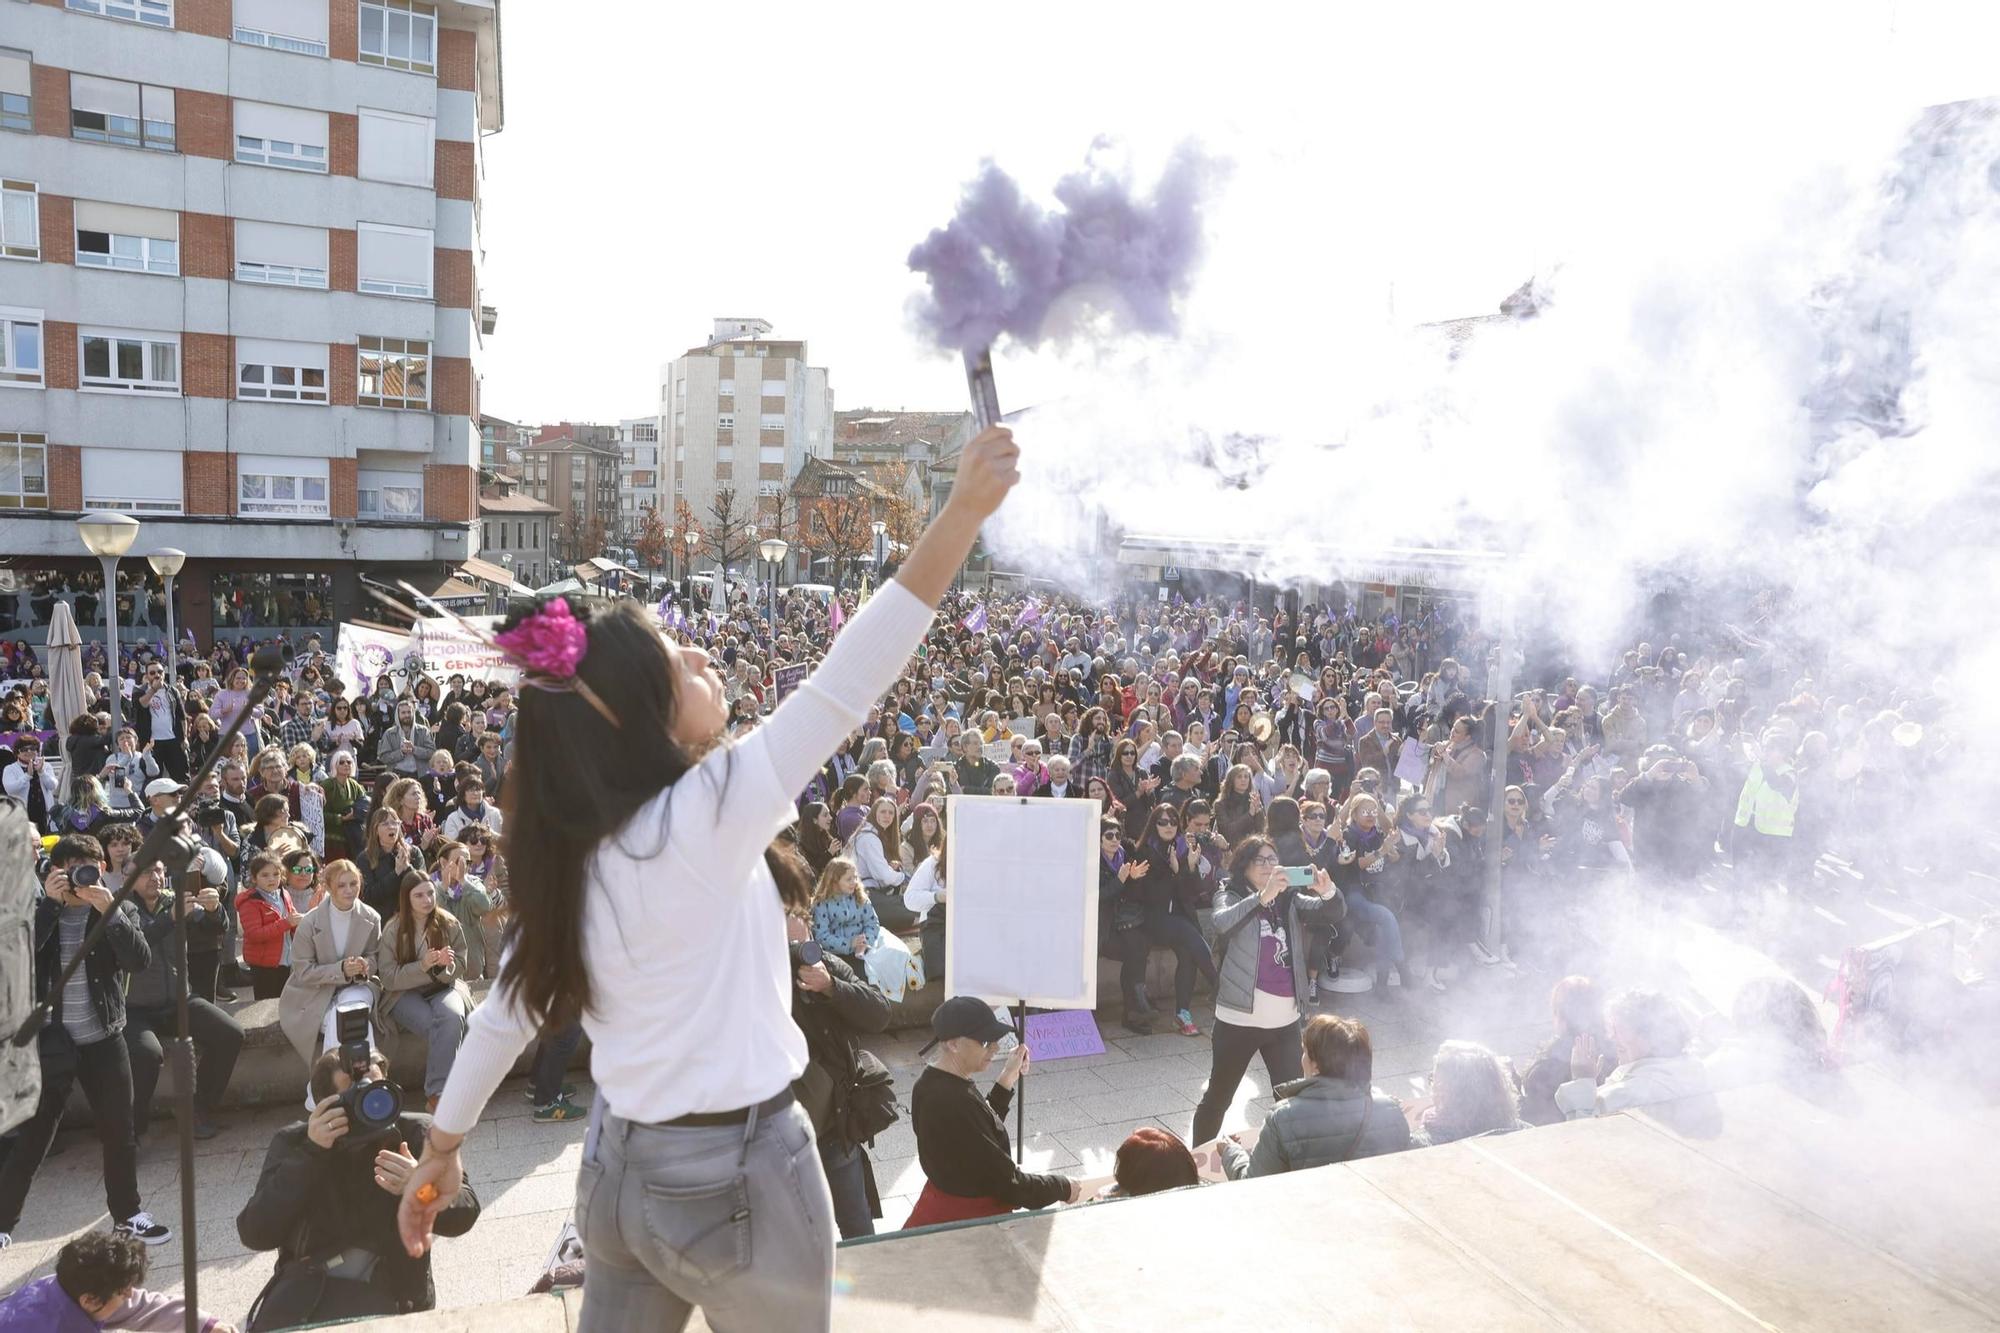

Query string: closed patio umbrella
[45,600,87,743]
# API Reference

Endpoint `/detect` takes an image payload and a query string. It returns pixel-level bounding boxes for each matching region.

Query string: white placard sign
[335,623,414,699]
[945,795,1099,1010]
[414,616,520,685]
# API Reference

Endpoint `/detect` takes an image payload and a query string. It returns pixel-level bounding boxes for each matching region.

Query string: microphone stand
[10,643,289,1333]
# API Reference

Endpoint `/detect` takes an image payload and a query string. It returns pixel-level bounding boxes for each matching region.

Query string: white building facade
[659,316,832,541]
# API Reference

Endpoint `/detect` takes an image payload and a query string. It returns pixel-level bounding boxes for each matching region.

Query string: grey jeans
[575,1097,834,1333]
[386,987,468,1097]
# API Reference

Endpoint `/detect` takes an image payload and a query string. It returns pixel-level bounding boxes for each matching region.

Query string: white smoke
[974,94,2000,709]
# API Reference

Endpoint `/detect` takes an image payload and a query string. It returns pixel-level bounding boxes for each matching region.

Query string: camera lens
[358,1083,400,1126]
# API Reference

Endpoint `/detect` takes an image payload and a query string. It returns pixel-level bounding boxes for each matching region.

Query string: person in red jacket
[235,851,303,998]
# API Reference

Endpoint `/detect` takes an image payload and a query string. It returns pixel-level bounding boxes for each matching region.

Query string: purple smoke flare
[907,142,1217,353]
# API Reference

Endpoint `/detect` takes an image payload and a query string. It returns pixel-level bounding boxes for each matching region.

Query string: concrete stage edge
[349,1064,2000,1332]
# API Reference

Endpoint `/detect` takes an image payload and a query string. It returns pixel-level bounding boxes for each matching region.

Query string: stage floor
[787,1065,2000,1333]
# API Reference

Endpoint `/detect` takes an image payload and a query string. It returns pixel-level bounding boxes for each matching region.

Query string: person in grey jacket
[121,859,244,1141]
[1220,1014,1410,1178]
[1190,835,1347,1147]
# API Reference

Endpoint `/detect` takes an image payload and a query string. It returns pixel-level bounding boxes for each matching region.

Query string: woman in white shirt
[397,427,1020,1332]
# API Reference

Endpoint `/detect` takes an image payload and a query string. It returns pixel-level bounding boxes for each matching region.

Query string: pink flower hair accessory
[494,597,589,680]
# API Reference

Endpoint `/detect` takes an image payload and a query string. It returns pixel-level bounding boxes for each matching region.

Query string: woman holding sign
[397,426,1021,1332]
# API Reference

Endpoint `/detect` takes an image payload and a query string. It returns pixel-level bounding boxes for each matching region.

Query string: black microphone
[249,643,287,681]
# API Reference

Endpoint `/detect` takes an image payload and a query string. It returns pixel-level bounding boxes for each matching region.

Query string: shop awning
[458,557,536,597]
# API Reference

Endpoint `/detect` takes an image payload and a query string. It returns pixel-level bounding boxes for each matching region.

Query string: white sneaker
[115,1212,171,1246]
[1325,969,1374,993]
[0,1232,11,1249]
[1468,941,1501,966]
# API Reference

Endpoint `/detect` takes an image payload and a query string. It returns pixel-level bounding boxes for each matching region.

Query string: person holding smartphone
[0,836,169,1249]
[1190,836,1346,1148]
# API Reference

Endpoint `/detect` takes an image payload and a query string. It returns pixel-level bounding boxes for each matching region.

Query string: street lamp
[79,511,139,736]
[871,519,887,578]
[145,548,186,683]
[663,525,675,592]
[758,536,789,641]
[683,528,699,609]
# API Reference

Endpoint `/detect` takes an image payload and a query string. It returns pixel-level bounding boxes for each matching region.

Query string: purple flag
[962,603,987,632]
[1013,598,1042,631]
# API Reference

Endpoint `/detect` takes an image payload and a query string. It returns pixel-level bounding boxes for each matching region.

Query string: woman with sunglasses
[1190,835,1345,1148]
[1108,737,1159,840]
[1130,804,1221,1037]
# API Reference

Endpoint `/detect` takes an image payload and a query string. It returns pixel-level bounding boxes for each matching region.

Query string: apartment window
[759,445,785,464]
[0,432,48,509]
[357,468,422,519]
[359,0,438,75]
[234,0,329,55]
[80,329,178,394]
[1,181,37,260]
[0,50,30,134]
[234,219,328,287]
[74,201,179,275]
[237,338,328,403]
[70,76,175,152]
[235,102,329,173]
[716,443,733,463]
[357,335,428,409]
[356,222,432,298]
[716,413,734,430]
[358,108,433,187]
[82,447,181,513]
[66,0,171,27]
[532,523,540,548]
[760,413,785,430]
[0,309,41,386]
[718,378,734,397]
[238,454,329,518]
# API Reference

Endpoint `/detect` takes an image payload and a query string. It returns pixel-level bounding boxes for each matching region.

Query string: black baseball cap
[919,996,1015,1055]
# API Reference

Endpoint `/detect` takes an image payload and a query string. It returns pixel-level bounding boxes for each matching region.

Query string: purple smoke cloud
[907,142,1217,353]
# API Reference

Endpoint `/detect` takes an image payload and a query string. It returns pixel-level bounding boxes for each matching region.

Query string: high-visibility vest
[1733,763,1798,837]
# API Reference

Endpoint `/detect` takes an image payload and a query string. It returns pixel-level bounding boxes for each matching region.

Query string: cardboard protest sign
[946,795,1099,1010]
[1023,1009,1105,1061]
[772,662,808,703]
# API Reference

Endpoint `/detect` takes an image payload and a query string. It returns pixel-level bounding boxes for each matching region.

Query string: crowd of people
[2,419,1993,1327]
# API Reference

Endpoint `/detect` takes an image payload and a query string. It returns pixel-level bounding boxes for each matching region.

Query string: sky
[475,1,2000,427]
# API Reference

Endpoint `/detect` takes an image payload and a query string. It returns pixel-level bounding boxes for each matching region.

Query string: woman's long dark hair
[498,597,810,1027]
[797,801,836,873]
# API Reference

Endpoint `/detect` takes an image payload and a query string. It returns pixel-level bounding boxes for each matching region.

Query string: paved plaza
[2,861,1993,1324]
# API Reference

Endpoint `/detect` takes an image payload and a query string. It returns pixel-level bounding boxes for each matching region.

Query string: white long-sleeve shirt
[432,580,936,1132]
[849,824,905,890]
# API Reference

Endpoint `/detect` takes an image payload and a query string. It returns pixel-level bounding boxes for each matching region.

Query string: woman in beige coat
[277,859,383,1068]
[377,868,473,1111]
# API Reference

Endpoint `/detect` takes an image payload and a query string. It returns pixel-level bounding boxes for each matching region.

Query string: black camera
[192,802,228,827]
[790,939,822,970]
[332,1002,401,1142]
[69,863,101,887]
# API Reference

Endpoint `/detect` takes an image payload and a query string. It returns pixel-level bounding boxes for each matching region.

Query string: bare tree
[703,486,758,573]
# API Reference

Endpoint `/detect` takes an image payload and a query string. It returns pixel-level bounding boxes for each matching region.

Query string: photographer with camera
[0,835,171,1250]
[785,910,894,1239]
[121,857,244,1142]
[238,1035,480,1327]
[4,734,62,835]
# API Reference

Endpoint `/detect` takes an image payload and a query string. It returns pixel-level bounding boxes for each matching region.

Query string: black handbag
[839,1049,900,1147]
[248,1244,402,1330]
